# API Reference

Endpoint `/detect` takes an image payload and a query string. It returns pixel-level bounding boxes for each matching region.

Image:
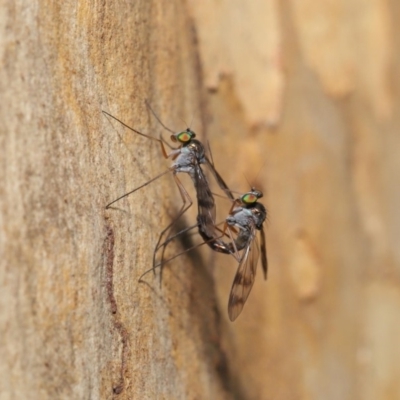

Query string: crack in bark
[104,224,129,396]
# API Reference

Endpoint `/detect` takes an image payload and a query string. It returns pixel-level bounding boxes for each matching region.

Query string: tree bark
[1,1,400,400]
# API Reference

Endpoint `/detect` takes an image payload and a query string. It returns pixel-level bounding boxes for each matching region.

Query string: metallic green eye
[176,130,193,143]
[241,188,263,204]
[178,132,191,142]
[241,193,258,204]
[170,128,196,143]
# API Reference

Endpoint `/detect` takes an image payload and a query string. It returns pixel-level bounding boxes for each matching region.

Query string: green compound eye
[171,128,196,143]
[176,131,193,143]
[241,193,258,204]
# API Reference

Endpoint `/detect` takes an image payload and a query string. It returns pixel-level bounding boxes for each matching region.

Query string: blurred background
[190,2,400,398]
[1,1,399,399]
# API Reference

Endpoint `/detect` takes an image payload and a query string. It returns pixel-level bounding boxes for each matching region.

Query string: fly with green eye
[104,100,269,321]
[224,196,268,321]
[197,187,268,321]
[104,100,233,277]
[152,185,268,321]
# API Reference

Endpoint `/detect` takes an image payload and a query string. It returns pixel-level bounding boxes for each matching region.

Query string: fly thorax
[250,203,267,229]
[186,140,206,164]
[227,208,253,233]
[232,207,252,221]
[226,216,236,227]
[173,148,197,173]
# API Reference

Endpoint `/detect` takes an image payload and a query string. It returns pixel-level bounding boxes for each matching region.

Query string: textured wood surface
[1,1,400,399]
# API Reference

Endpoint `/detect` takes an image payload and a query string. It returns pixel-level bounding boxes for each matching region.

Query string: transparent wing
[260,225,268,280]
[228,226,260,321]
[194,164,216,223]
[204,156,235,201]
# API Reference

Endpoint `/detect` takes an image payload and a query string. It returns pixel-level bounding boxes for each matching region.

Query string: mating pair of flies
[104,101,268,321]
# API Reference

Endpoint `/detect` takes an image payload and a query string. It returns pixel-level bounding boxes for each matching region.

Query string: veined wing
[260,225,268,280]
[228,226,260,321]
[194,164,216,223]
[204,156,235,201]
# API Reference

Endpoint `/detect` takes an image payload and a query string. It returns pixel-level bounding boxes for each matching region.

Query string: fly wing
[204,156,235,200]
[228,226,259,321]
[260,225,268,280]
[194,164,216,223]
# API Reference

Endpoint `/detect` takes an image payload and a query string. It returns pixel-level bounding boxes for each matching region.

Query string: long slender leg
[157,222,199,250]
[106,168,173,208]
[156,229,238,268]
[103,110,177,160]
[152,173,193,285]
[103,111,184,210]
[138,222,198,283]
[149,223,240,283]
[138,224,232,282]
[158,219,229,253]
[144,99,176,135]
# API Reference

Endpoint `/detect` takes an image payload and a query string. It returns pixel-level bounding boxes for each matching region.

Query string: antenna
[144,99,175,134]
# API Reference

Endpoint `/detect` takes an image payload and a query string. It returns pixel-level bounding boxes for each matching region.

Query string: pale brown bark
[1,1,400,400]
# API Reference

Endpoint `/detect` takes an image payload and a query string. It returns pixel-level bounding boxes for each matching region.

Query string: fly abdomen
[197,214,231,254]
[198,196,214,210]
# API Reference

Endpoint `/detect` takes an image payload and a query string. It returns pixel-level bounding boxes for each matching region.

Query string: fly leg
[152,174,193,286]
